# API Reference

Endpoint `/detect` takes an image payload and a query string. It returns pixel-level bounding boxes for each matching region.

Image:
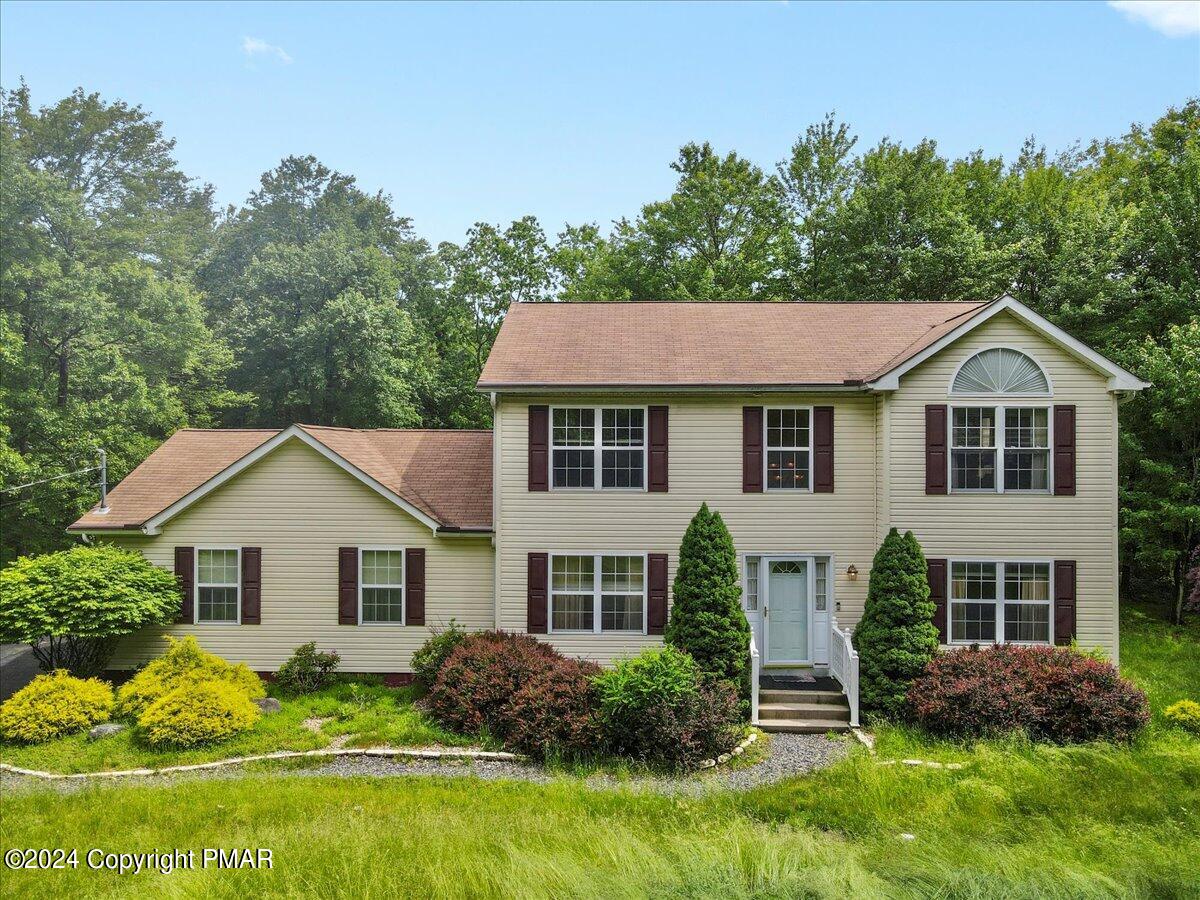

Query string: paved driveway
[1,644,40,700]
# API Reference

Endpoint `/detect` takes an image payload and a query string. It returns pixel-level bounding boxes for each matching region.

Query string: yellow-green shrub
[137,679,260,748]
[115,636,264,720]
[1164,699,1200,734]
[0,670,114,743]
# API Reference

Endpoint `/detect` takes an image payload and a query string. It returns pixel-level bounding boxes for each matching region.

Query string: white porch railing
[749,633,761,726]
[829,617,860,727]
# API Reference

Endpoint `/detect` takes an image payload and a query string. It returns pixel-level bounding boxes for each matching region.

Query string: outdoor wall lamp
[846,564,859,581]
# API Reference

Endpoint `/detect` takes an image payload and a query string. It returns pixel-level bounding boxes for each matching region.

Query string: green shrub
[1164,699,1200,734]
[852,528,939,718]
[664,503,751,707]
[0,670,114,743]
[411,620,467,690]
[594,647,741,769]
[137,679,259,748]
[0,545,180,676]
[114,636,264,720]
[275,642,340,694]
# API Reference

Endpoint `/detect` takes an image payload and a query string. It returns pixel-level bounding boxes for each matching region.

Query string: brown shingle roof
[70,426,493,532]
[477,300,992,389]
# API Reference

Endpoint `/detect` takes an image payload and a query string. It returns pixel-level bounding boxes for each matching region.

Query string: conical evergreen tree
[852,528,940,717]
[665,503,751,703]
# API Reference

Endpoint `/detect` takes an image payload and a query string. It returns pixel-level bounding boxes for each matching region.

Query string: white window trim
[548,405,648,492]
[194,546,241,626]
[358,546,405,626]
[763,406,814,493]
[946,557,1055,646]
[547,551,648,635]
[742,551,838,615]
[948,345,1054,398]
[948,402,1054,495]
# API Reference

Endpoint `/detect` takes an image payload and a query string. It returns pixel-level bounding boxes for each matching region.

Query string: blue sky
[2,1,1197,245]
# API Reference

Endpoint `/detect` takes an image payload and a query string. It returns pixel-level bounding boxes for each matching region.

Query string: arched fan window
[951,348,1049,394]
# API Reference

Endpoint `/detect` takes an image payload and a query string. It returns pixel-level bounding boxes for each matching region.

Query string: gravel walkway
[0,732,850,797]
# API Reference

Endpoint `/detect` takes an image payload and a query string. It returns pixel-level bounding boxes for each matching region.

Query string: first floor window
[197,548,239,623]
[950,560,1051,644]
[551,407,645,489]
[361,548,404,624]
[551,553,645,633]
[744,557,760,611]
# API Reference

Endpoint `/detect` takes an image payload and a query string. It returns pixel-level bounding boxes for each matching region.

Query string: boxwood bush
[907,644,1149,743]
[137,679,260,748]
[275,642,340,694]
[411,620,467,691]
[114,636,264,720]
[0,670,114,743]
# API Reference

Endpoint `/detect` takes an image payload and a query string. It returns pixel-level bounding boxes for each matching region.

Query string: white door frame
[762,555,815,666]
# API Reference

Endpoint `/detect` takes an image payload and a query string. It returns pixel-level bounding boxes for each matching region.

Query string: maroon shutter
[405,548,425,626]
[1053,405,1076,496]
[174,546,194,624]
[527,552,548,634]
[927,558,948,643]
[648,406,669,492]
[528,405,549,492]
[1054,560,1076,645]
[743,406,764,492]
[925,404,948,495]
[338,547,358,625]
[647,553,669,634]
[241,547,261,625]
[813,406,834,493]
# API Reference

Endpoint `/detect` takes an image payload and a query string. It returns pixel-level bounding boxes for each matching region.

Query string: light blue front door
[766,560,810,663]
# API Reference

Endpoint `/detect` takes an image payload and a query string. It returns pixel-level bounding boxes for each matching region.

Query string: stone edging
[697,730,758,769]
[849,728,967,770]
[0,747,522,781]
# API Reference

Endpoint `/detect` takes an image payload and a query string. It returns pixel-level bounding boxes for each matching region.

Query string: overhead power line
[0,465,100,495]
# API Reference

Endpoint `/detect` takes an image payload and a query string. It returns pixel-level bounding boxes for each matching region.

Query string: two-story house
[70,295,1148,728]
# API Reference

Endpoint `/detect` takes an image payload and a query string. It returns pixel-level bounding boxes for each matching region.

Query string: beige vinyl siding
[101,438,494,672]
[495,393,878,665]
[887,311,1120,658]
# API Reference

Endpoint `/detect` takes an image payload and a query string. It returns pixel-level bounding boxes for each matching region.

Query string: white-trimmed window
[765,407,812,490]
[744,557,760,611]
[950,560,1052,644]
[360,548,404,624]
[951,406,1050,493]
[551,407,645,490]
[197,548,240,624]
[550,553,646,633]
[814,558,828,611]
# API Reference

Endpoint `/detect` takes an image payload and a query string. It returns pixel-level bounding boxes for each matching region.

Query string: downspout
[490,391,501,629]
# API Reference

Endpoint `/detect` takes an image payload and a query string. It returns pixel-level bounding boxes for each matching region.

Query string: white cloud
[241,36,293,64]
[1108,1,1200,37]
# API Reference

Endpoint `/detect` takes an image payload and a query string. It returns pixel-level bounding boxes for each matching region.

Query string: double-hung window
[949,560,1052,644]
[951,406,1049,493]
[197,548,240,624]
[550,553,646,633]
[360,548,404,624]
[551,407,645,489]
[765,408,811,490]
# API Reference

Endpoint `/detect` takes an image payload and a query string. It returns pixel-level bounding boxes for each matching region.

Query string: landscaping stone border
[697,730,758,769]
[0,747,522,781]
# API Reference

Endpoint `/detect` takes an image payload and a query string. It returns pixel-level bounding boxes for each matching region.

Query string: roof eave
[477,382,871,394]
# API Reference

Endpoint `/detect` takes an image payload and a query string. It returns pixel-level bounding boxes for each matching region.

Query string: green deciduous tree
[852,529,940,718]
[665,503,751,706]
[0,544,181,676]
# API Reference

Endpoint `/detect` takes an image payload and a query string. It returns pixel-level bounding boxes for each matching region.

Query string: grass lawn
[1,604,1197,898]
[0,680,469,774]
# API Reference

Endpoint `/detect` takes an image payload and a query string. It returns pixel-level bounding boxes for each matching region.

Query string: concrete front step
[759,688,846,705]
[758,702,850,722]
[757,719,852,734]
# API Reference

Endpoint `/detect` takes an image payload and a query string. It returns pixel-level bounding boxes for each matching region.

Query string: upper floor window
[951,405,1050,492]
[951,348,1049,395]
[552,407,645,489]
[765,408,811,490]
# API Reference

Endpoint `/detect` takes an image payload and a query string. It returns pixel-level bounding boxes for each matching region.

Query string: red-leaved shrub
[625,679,743,769]
[505,655,603,760]
[907,644,1149,743]
[425,631,560,740]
